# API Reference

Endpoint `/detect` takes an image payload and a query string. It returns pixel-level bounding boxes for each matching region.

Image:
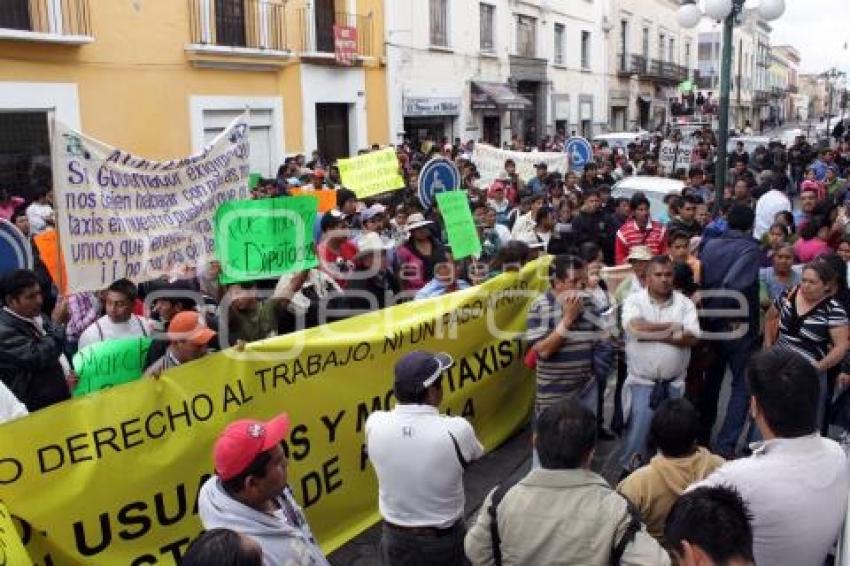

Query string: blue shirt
[414,279,471,300]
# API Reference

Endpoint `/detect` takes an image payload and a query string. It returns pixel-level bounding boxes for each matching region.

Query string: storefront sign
[403,97,461,117]
[333,25,358,66]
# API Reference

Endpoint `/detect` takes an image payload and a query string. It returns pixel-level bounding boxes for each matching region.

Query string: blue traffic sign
[0,220,33,277]
[566,137,593,172]
[418,157,460,209]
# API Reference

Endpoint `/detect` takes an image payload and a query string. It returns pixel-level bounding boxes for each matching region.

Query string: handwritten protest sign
[337,148,404,198]
[32,229,68,295]
[52,114,250,294]
[436,191,482,260]
[290,187,337,212]
[215,196,318,284]
[72,336,153,397]
[471,144,569,188]
[659,141,694,174]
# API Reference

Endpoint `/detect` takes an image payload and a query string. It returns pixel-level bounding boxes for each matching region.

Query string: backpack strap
[611,496,643,566]
[96,320,103,341]
[487,476,522,566]
[447,432,469,470]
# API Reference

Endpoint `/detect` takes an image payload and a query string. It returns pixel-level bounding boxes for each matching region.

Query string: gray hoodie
[198,476,330,566]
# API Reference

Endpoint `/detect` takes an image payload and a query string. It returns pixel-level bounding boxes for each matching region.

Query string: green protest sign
[337,147,405,198]
[436,191,482,260]
[215,196,319,284]
[72,337,153,397]
[248,172,263,189]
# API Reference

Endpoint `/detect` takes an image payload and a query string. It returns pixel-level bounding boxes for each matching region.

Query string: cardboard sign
[337,148,405,198]
[290,188,337,212]
[72,336,153,397]
[436,191,482,260]
[471,144,569,188]
[33,229,68,295]
[215,196,318,284]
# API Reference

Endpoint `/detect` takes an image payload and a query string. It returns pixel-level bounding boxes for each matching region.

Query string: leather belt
[384,520,461,537]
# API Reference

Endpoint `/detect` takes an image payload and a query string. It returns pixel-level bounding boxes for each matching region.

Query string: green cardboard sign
[435,191,482,260]
[215,196,319,284]
[248,172,263,189]
[72,336,153,397]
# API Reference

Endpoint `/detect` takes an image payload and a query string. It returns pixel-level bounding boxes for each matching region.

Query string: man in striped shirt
[527,255,602,416]
[615,194,668,265]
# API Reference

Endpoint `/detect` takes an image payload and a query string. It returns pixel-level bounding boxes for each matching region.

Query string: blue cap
[394,351,454,395]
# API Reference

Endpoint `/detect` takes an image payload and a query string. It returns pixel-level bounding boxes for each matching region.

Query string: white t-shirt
[366,404,484,527]
[693,434,850,566]
[0,380,28,424]
[78,314,153,350]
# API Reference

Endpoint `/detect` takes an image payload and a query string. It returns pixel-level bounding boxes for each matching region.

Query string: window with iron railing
[0,0,92,37]
[430,0,448,47]
[215,0,246,47]
[554,23,565,65]
[480,3,494,52]
[516,14,536,57]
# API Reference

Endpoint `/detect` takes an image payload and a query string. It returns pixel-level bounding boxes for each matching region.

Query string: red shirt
[318,240,358,287]
[615,219,667,265]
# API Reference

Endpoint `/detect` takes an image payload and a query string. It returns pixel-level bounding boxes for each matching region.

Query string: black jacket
[573,210,617,264]
[0,308,69,411]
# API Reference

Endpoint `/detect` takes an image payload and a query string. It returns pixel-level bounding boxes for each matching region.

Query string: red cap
[214,414,291,480]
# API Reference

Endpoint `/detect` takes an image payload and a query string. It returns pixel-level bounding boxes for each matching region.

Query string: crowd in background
[3,121,850,565]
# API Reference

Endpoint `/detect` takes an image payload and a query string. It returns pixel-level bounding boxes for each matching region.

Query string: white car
[611,176,685,221]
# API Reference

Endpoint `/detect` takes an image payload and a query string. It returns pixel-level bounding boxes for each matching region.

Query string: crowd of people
[3,124,850,565]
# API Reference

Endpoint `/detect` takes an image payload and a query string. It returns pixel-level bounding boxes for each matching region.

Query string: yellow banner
[337,148,405,198]
[0,263,546,565]
[0,500,32,566]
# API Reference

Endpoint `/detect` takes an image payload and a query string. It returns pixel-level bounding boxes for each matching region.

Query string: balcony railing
[0,0,91,39]
[295,8,373,58]
[618,54,689,84]
[188,0,288,52]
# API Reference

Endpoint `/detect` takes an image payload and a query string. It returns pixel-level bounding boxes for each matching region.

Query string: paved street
[329,371,632,565]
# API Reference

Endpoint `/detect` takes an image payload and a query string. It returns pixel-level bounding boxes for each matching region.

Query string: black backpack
[487,478,643,566]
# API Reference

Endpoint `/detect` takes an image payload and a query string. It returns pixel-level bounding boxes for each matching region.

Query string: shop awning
[471,82,532,111]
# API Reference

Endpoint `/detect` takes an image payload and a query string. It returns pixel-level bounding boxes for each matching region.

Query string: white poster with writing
[471,144,569,188]
[53,114,250,294]
[659,140,694,175]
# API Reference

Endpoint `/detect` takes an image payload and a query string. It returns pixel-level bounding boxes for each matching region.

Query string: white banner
[471,144,569,188]
[53,114,250,294]
[659,140,694,175]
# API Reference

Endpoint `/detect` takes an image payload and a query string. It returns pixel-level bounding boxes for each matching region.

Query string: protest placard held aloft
[214,195,319,284]
[435,191,482,260]
[337,148,405,199]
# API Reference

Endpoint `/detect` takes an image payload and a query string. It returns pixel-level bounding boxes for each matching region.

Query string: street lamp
[678,0,785,214]
[823,68,847,143]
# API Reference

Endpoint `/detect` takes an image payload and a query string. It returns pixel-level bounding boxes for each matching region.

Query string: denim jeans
[532,380,598,469]
[699,335,756,455]
[620,381,684,471]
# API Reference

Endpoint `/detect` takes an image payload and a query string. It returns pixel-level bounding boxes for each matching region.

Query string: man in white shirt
[366,350,484,566]
[693,349,850,566]
[78,279,153,350]
[753,179,791,239]
[621,256,700,475]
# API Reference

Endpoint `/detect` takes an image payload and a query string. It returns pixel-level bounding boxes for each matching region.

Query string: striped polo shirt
[614,220,667,265]
[526,291,601,414]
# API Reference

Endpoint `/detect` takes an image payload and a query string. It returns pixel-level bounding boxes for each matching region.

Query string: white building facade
[697,10,771,130]
[385,0,608,148]
[605,0,697,132]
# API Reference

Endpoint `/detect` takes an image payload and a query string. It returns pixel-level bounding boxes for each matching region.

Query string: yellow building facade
[0,0,388,198]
